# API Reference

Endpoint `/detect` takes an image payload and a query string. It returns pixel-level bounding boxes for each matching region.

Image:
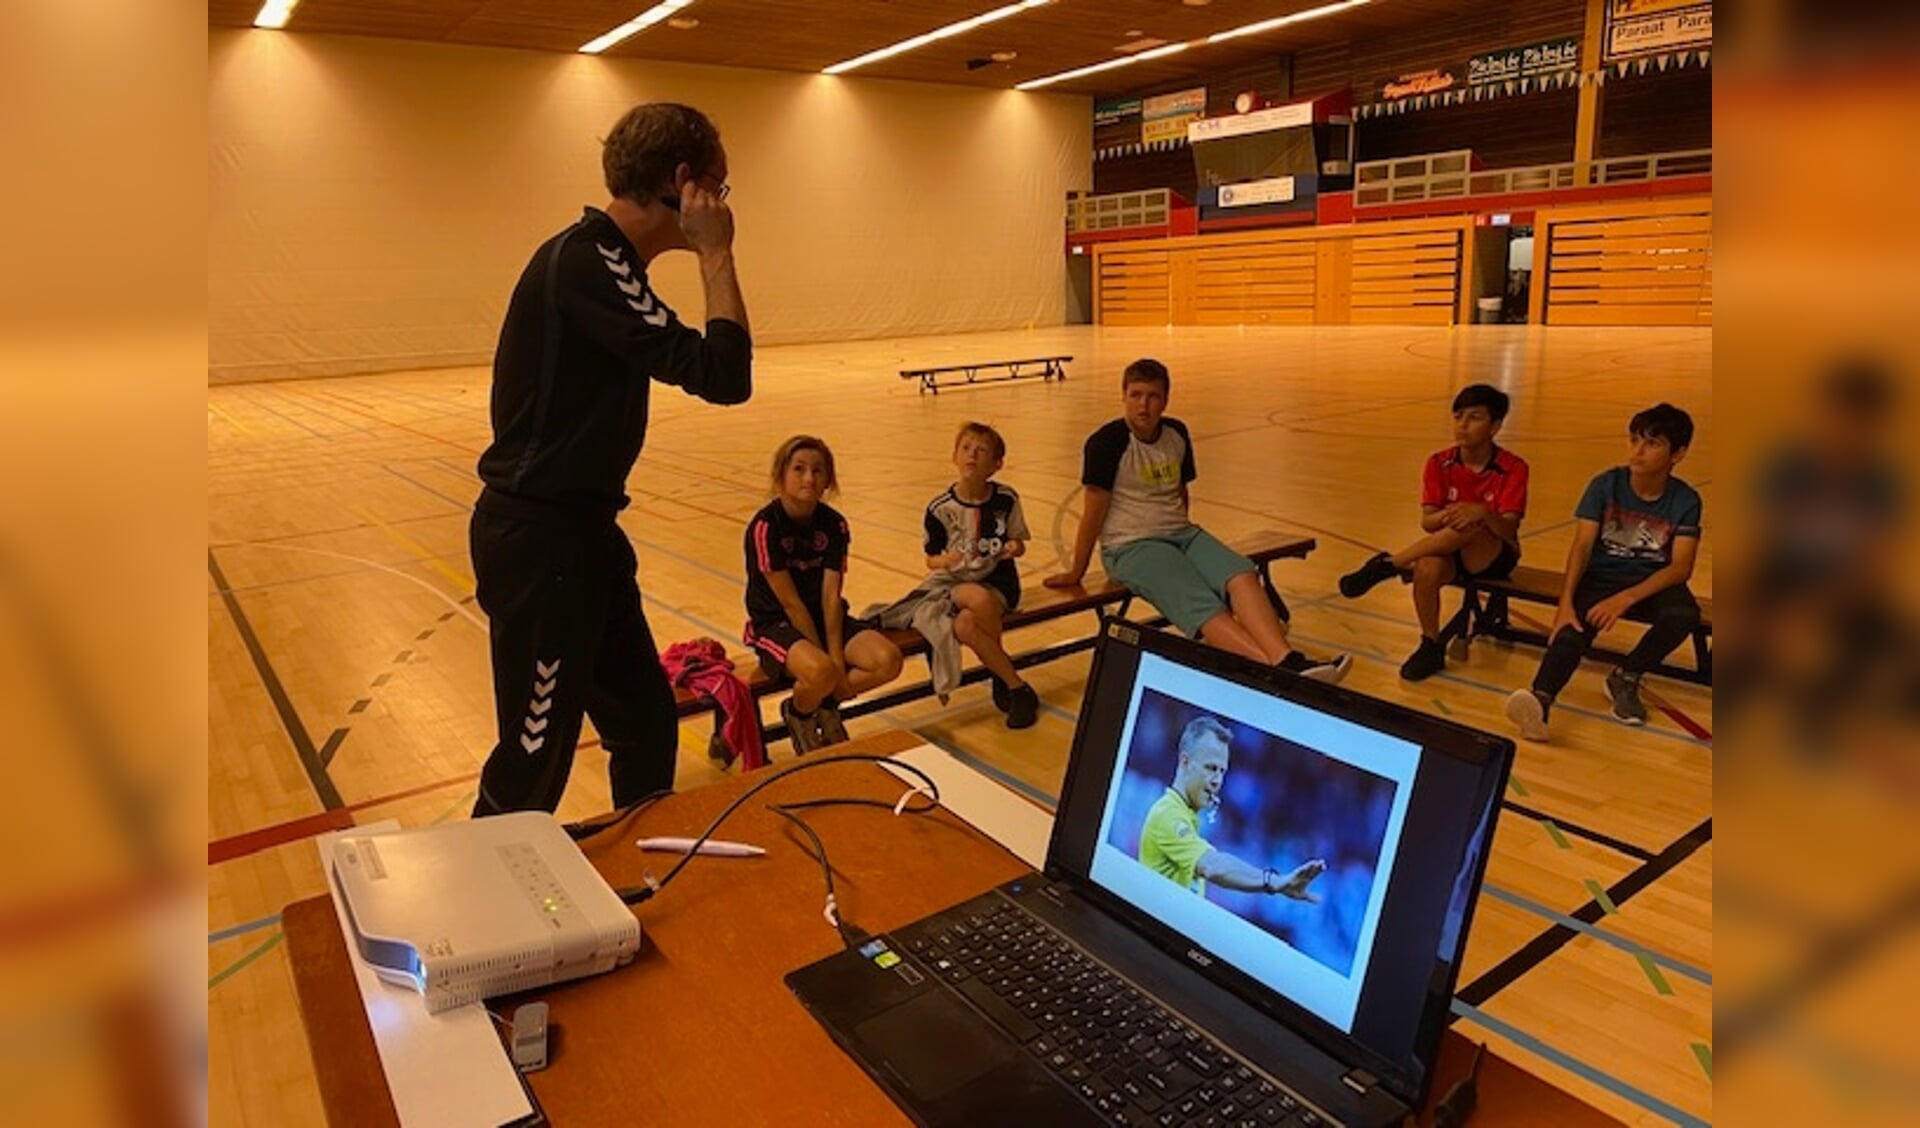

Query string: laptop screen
[1049,623,1509,1105]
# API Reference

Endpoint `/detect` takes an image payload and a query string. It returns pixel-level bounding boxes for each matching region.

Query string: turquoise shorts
[1101,527,1256,637]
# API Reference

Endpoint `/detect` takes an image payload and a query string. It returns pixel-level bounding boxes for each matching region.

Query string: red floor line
[208,808,357,866]
[343,771,482,813]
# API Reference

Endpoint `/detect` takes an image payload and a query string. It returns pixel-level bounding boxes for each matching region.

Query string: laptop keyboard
[900,896,1331,1128]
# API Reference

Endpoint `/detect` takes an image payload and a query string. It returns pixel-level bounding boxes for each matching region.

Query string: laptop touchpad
[854,992,1017,1098]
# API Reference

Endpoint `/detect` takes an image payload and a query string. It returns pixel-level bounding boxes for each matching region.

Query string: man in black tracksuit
[471,103,752,816]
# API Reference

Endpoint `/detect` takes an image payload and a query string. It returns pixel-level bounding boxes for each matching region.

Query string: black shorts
[1457,539,1520,581]
[967,572,1022,614]
[745,612,882,678]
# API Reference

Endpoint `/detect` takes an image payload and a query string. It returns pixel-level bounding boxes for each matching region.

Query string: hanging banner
[1468,36,1580,86]
[1605,0,1711,61]
[1187,99,1315,142]
[1142,87,1206,145]
[1379,69,1459,101]
[1094,96,1142,128]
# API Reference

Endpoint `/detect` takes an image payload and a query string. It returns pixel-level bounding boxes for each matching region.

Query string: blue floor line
[208,912,282,945]
[1479,885,1711,986]
[1450,999,1710,1127]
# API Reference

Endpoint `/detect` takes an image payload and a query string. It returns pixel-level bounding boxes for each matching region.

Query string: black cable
[563,789,673,842]
[614,754,941,905]
[765,805,861,949]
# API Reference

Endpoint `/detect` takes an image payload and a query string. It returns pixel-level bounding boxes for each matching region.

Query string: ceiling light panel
[823,0,1052,75]
[580,0,698,54]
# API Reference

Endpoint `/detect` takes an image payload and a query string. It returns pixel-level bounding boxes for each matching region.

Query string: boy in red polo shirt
[1339,384,1530,681]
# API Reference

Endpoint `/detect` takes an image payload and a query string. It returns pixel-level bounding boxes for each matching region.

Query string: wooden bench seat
[898,355,1071,395]
[1437,563,1713,685]
[674,531,1316,752]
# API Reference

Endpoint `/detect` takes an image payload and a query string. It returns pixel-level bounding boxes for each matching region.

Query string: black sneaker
[1399,637,1447,682]
[781,698,820,754]
[815,699,851,745]
[1505,689,1551,742]
[991,677,1012,714]
[1605,669,1649,726]
[1005,685,1039,729]
[1339,552,1400,598]
[1278,651,1354,685]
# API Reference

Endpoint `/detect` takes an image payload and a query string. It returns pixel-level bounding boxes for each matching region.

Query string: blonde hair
[954,421,1007,463]
[769,435,838,496]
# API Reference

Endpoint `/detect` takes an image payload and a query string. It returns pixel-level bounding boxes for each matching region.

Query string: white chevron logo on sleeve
[595,242,623,261]
[640,306,669,327]
[536,659,561,677]
[521,733,545,753]
[534,677,557,697]
[616,276,643,297]
[602,258,632,279]
[625,292,657,313]
[524,715,549,735]
[529,697,552,716]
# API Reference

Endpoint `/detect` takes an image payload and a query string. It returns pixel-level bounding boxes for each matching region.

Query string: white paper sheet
[316,822,534,1128]
[882,743,1056,869]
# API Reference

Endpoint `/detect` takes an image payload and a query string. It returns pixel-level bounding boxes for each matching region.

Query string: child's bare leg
[1388,526,1477,570]
[841,630,905,698]
[1411,556,1458,639]
[951,583,1024,688]
[785,641,838,714]
[1197,610,1273,665]
[1223,571,1291,664]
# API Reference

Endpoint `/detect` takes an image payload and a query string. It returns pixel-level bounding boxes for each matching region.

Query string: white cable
[894,785,933,816]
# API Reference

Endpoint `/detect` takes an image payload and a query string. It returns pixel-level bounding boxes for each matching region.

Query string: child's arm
[1045,487,1112,588]
[1420,504,1451,533]
[765,570,825,649]
[1002,538,1026,559]
[1585,537,1700,631]
[821,568,848,664]
[1550,521,1601,638]
[925,548,964,572]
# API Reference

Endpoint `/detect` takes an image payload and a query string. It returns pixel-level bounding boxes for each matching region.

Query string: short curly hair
[602,103,721,202]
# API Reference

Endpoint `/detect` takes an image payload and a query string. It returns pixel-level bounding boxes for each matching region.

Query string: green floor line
[1542,819,1571,849]
[209,930,285,990]
[1690,1043,1713,1079]
[1636,951,1675,996]
[1431,697,1453,716]
[1585,879,1619,915]
[1508,776,1531,797]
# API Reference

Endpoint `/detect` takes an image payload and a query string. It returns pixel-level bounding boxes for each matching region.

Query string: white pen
[636,836,766,857]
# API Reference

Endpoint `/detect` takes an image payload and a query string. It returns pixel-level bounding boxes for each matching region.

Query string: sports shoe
[781,698,820,754]
[1399,637,1447,682]
[1339,552,1400,598]
[1279,650,1353,685]
[1005,684,1039,729]
[991,677,1012,714]
[1505,689,1551,742]
[814,699,851,746]
[1605,668,1648,726]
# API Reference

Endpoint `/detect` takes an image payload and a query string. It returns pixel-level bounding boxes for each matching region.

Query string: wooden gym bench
[1434,564,1714,686]
[899,355,1071,395]
[675,531,1316,753]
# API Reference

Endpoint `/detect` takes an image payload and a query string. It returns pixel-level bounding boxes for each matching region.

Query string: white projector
[327,811,642,1013]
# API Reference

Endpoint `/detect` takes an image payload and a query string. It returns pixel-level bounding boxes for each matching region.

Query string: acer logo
[1186,949,1213,967]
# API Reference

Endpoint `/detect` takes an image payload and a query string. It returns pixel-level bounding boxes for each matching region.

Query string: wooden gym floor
[208,323,1712,1126]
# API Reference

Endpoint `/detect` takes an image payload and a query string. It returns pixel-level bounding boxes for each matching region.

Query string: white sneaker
[1302,653,1354,685]
[1505,689,1550,742]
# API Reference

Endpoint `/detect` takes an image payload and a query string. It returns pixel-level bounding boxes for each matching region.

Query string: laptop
[787,621,1512,1128]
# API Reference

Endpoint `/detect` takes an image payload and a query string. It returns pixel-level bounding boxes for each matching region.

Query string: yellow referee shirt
[1139,787,1211,893]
